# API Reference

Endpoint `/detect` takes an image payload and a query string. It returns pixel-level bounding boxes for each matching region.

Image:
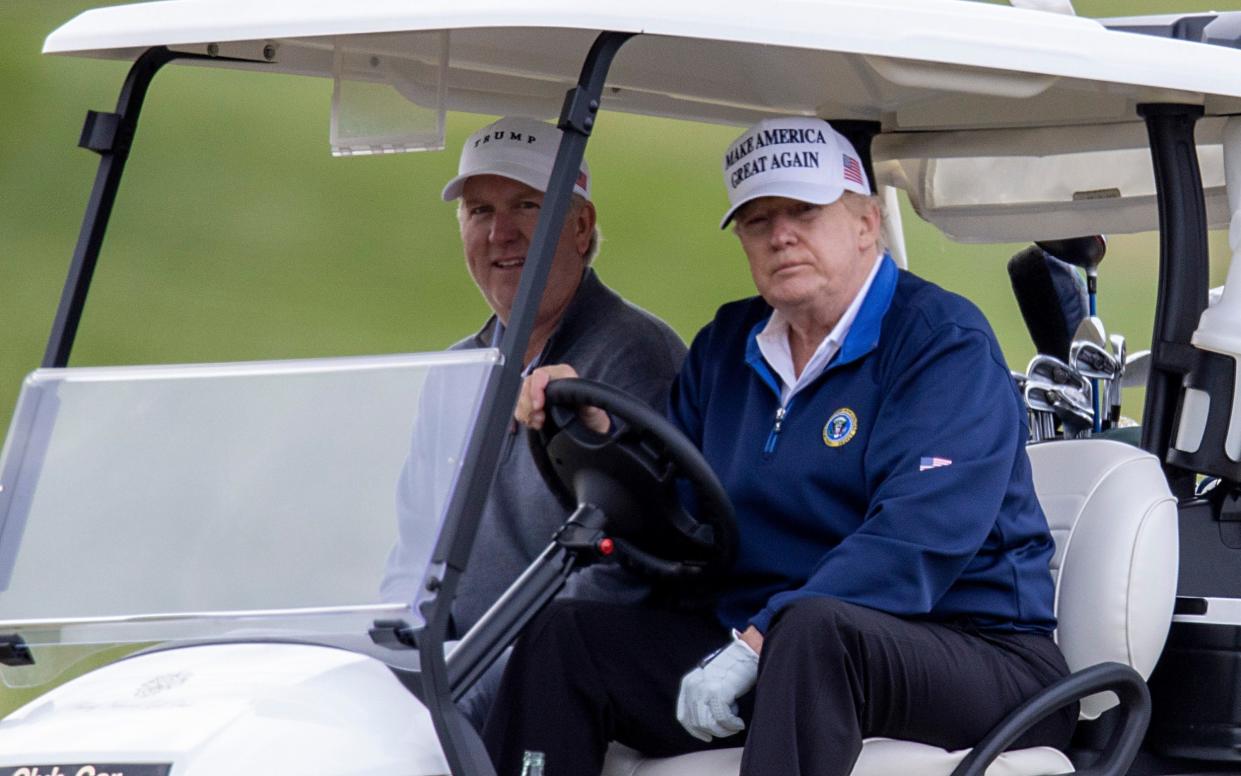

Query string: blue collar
[744,254,899,395]
[834,253,898,368]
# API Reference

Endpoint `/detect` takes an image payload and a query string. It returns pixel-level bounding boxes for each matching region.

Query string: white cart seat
[602,439,1178,776]
[604,739,1072,776]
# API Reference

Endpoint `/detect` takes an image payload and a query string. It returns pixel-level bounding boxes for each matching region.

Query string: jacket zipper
[763,401,791,456]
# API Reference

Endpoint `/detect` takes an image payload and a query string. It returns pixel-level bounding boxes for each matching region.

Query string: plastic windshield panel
[329,30,449,155]
[0,350,499,651]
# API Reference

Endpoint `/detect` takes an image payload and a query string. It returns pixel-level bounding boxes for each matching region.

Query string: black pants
[482,597,1076,776]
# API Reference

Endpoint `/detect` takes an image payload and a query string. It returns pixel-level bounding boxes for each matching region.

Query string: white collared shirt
[756,253,886,405]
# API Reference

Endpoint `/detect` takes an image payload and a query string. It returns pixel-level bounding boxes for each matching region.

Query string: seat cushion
[603,739,1073,776]
[1026,439,1178,718]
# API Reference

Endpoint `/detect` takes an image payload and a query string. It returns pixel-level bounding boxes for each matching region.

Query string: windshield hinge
[370,619,419,651]
[79,110,127,155]
[0,635,33,667]
[557,86,600,137]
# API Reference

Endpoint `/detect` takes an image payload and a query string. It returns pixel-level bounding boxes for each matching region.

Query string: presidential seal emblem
[823,408,858,447]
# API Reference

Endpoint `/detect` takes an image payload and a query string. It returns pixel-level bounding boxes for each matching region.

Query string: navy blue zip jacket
[668,256,1057,635]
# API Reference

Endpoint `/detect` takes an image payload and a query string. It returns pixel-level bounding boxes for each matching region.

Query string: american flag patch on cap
[842,154,865,187]
[919,456,953,472]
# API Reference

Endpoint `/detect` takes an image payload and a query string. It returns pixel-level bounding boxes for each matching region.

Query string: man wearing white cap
[491,117,1073,775]
[380,117,685,720]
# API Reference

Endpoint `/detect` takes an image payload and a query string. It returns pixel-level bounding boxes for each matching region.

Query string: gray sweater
[382,268,686,634]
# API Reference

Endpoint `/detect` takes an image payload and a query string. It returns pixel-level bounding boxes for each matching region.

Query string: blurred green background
[0,0,1237,710]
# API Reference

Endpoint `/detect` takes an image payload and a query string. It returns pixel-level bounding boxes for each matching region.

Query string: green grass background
[0,0,1238,713]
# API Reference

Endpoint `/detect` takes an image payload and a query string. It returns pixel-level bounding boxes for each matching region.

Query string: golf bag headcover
[1007,245,1089,362]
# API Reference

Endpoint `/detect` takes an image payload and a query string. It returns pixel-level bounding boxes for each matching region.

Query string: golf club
[1026,354,1092,439]
[1122,349,1151,389]
[1050,387,1095,438]
[1024,381,1057,442]
[1036,235,1107,316]
[1068,316,1115,432]
[1108,333,1126,426]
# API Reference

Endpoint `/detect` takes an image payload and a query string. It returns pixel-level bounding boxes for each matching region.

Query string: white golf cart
[2,2,1241,774]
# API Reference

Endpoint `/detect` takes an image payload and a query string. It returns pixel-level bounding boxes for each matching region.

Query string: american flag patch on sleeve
[919,456,953,472]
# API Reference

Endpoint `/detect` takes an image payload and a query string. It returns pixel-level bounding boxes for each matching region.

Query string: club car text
[3,765,171,776]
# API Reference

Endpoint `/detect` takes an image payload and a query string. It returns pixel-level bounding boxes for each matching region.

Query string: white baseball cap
[719,117,870,229]
[441,116,591,202]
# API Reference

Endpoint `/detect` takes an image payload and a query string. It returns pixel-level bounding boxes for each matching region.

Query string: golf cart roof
[44,0,1241,132]
[44,0,1241,242]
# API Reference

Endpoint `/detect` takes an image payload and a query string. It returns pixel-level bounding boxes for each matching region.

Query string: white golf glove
[675,630,759,742]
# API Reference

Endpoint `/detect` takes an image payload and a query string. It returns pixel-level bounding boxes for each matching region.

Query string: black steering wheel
[528,378,737,578]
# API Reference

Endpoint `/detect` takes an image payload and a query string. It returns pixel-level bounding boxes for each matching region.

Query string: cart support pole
[42,47,178,368]
[415,30,635,776]
[1139,103,1210,500]
[43,46,247,368]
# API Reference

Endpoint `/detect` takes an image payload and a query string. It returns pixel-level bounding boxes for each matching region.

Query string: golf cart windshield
[0,350,498,663]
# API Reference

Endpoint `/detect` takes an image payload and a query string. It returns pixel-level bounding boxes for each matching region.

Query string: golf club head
[1026,354,1092,398]
[1068,316,1109,432]
[1036,235,1107,272]
[1057,380,1094,414]
[1071,316,1108,350]
[1026,377,1090,413]
[1023,381,1059,442]
[1053,381,1091,412]
[1027,378,1092,440]
[1024,380,1058,414]
[1110,333,1127,362]
[1070,339,1120,381]
[1121,349,1151,389]
[1050,390,1094,437]
[1107,334,1126,422]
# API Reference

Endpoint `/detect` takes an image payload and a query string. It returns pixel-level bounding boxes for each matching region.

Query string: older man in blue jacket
[493,116,1075,776]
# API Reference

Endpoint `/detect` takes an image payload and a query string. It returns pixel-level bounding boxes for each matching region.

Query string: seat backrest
[1027,438,1179,720]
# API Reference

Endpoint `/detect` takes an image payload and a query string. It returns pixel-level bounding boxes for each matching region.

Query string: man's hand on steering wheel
[516,364,610,433]
[517,367,738,579]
